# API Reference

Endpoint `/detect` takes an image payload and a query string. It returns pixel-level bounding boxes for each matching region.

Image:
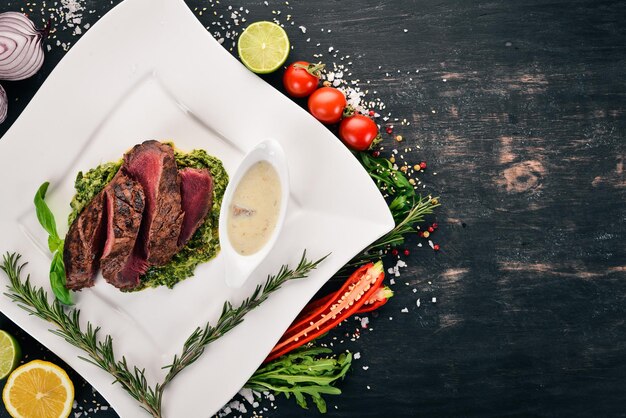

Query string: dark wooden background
[1,0,625,417]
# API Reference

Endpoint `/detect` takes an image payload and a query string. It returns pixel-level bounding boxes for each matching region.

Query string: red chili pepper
[265,261,385,362]
[356,286,394,313]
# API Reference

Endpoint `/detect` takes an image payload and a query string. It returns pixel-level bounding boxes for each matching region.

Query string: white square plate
[0,0,394,416]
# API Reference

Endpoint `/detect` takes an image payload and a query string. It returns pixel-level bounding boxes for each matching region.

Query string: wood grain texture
[1,0,625,417]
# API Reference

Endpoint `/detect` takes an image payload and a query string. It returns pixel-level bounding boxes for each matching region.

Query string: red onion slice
[0,83,7,123]
[0,12,45,81]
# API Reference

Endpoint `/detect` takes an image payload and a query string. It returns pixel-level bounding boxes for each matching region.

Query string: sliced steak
[123,140,184,266]
[100,171,146,290]
[63,191,107,291]
[178,167,214,247]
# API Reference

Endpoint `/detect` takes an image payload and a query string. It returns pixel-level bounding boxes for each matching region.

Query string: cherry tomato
[338,114,379,151]
[283,61,323,98]
[308,87,346,124]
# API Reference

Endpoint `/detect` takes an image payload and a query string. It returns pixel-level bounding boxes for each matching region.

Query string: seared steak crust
[63,191,107,290]
[100,171,145,290]
[123,140,184,266]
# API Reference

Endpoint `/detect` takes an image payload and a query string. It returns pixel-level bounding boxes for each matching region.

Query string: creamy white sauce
[227,161,281,255]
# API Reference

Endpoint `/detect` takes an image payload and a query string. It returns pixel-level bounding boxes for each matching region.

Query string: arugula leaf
[34,182,73,305]
[246,346,352,413]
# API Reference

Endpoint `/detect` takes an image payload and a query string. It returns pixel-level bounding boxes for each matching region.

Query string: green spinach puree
[68,144,228,291]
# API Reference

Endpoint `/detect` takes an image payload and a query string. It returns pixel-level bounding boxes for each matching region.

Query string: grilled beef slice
[100,171,146,290]
[63,191,107,290]
[123,140,184,266]
[178,167,214,247]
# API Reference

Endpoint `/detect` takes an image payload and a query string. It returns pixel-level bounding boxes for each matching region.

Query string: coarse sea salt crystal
[363,366,369,370]
[416,299,421,307]
[432,297,437,303]
[360,317,369,328]
[354,352,361,359]
[238,388,254,404]
[401,307,409,313]
[299,25,306,33]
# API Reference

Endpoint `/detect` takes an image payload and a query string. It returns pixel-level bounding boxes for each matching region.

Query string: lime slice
[238,21,290,74]
[0,330,21,380]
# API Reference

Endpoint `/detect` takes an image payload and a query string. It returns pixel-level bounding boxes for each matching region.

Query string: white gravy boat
[219,139,289,288]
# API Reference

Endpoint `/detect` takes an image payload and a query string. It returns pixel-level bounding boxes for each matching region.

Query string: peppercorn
[419,161,427,169]
[403,249,410,256]
[385,126,393,134]
[433,244,440,251]
[369,110,376,117]
[432,223,438,229]
[372,150,380,157]
[391,249,399,256]
[428,227,434,233]
[422,231,430,238]
[395,135,403,142]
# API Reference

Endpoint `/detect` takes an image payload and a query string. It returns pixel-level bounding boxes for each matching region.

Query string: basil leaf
[34,182,60,240]
[48,235,63,253]
[50,249,72,305]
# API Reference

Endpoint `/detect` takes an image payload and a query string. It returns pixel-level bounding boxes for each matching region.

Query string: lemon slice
[0,330,21,380]
[3,360,74,418]
[237,21,290,74]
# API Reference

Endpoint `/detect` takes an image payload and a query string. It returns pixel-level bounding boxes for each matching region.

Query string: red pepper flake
[403,249,410,256]
[428,227,434,233]
[369,110,376,117]
[433,244,440,251]
[419,161,427,169]
[391,248,399,256]
[385,126,393,134]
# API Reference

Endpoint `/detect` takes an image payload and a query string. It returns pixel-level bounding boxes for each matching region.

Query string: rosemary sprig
[364,194,440,256]
[0,251,325,418]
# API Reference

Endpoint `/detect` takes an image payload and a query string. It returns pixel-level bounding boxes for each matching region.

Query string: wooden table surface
[1,0,624,417]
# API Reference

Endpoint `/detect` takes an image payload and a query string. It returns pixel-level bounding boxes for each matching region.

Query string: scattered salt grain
[354,352,361,359]
[401,308,409,313]
[416,299,421,307]
[299,25,306,33]
[432,297,437,303]
[238,388,254,405]
[362,366,369,370]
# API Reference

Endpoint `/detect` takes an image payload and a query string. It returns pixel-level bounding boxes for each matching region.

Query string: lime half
[238,21,290,74]
[0,330,21,380]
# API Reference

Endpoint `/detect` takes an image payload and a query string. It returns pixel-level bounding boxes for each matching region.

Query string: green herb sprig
[0,251,325,418]
[246,346,352,413]
[349,152,441,267]
[34,182,72,305]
